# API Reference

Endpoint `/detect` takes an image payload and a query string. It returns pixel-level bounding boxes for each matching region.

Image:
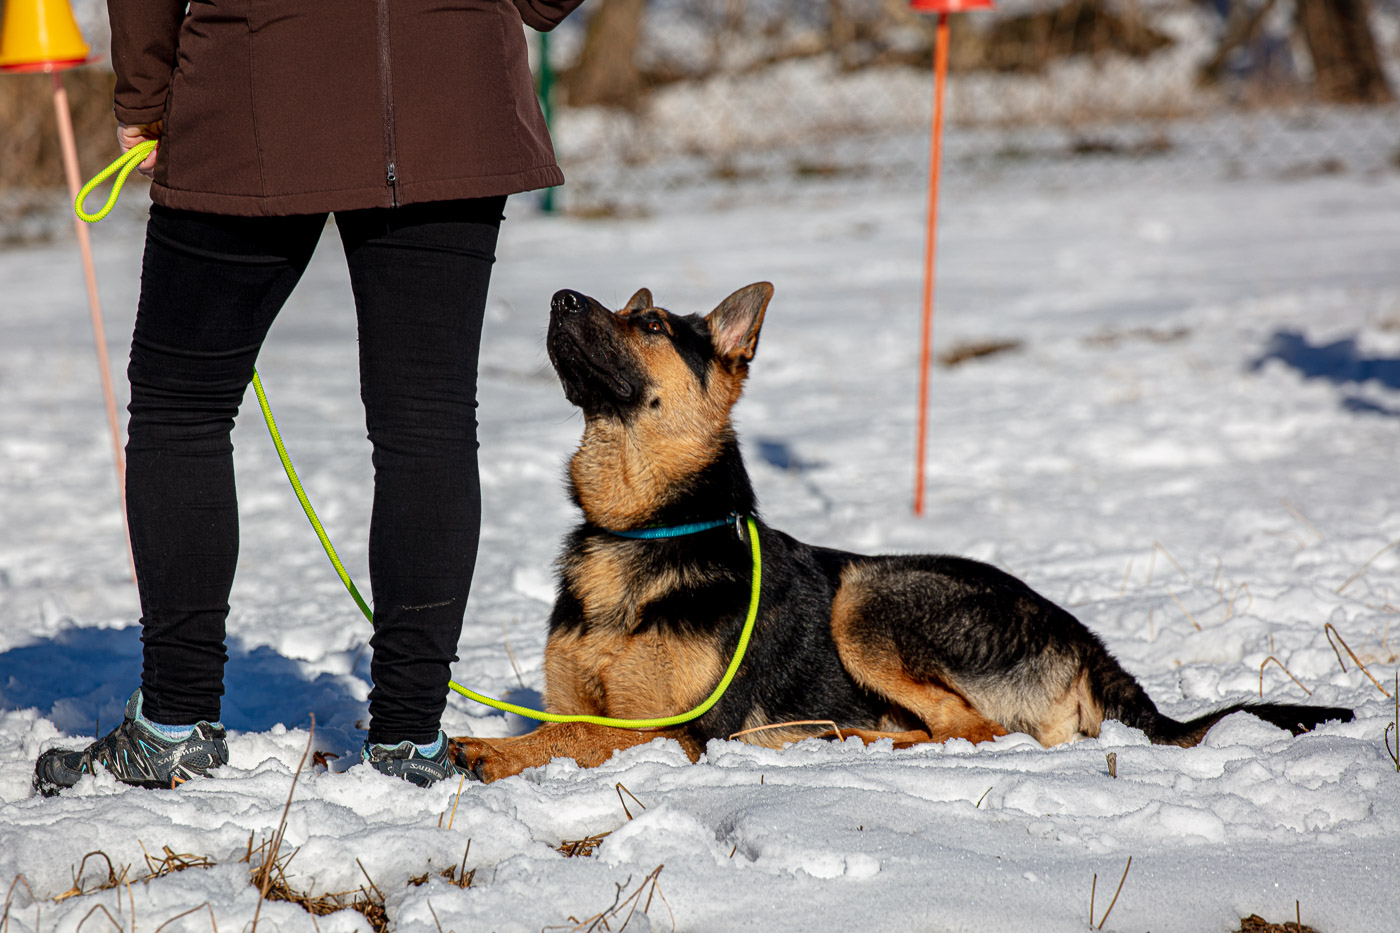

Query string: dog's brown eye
[645,321,666,334]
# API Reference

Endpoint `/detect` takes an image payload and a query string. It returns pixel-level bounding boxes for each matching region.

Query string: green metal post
[537,29,556,214]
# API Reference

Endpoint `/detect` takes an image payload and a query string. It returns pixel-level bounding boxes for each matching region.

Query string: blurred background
[2,0,1398,231]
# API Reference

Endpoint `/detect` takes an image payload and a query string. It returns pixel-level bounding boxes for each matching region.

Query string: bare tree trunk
[1296,0,1394,104]
[1199,0,1279,85]
[562,0,648,110]
[831,0,856,68]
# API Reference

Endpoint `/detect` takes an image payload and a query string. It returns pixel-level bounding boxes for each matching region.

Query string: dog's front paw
[447,736,530,783]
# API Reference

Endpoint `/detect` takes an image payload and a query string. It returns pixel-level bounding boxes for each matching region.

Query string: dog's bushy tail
[1086,645,1353,747]
[1144,702,1354,747]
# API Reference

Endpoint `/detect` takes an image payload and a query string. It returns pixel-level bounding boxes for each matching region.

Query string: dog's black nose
[552,290,586,315]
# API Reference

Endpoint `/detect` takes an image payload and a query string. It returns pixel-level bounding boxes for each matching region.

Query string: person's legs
[128,206,326,725]
[335,197,505,747]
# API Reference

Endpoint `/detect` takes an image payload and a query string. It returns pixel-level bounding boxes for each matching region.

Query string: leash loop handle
[75,139,157,223]
[253,369,761,730]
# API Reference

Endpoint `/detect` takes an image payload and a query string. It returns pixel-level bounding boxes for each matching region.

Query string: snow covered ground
[2,161,1399,932]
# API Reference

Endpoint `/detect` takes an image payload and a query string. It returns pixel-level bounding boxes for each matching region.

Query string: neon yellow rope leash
[78,142,763,729]
[76,140,158,223]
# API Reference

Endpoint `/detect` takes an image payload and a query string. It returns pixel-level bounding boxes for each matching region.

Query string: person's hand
[117,121,162,178]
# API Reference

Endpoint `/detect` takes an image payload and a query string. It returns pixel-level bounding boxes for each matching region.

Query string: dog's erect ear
[623,288,654,313]
[706,282,773,365]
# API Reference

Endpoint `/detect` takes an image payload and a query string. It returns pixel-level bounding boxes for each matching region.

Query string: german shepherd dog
[448,283,1352,782]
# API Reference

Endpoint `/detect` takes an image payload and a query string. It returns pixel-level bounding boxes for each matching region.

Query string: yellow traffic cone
[0,0,92,72]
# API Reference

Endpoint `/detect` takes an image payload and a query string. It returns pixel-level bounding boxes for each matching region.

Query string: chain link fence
[3,0,1398,233]
[542,0,1400,213]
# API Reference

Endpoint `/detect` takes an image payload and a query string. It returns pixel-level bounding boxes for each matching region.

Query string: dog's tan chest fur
[548,539,727,719]
[563,538,706,631]
[563,536,737,631]
[544,626,722,721]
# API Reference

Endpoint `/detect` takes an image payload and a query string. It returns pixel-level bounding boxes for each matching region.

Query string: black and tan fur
[449,283,1352,781]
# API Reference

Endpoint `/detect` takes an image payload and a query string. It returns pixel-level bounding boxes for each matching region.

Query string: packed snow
[2,154,1399,932]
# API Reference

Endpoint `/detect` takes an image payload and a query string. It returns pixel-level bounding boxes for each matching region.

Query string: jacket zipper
[376,0,399,207]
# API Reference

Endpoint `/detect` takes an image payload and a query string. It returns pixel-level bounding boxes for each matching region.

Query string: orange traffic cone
[0,0,92,73]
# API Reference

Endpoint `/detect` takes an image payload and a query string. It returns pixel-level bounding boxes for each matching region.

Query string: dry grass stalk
[1264,528,1309,553]
[356,860,386,906]
[615,783,647,820]
[1323,623,1392,697]
[1118,558,1134,596]
[1259,656,1312,698]
[1089,871,1096,927]
[1226,582,1253,620]
[1386,673,1399,773]
[246,840,301,893]
[151,902,218,933]
[728,719,844,742]
[557,786,647,859]
[1105,752,1118,779]
[451,842,476,889]
[558,833,612,858]
[446,774,466,830]
[1237,911,1318,933]
[2,874,40,933]
[140,843,215,880]
[243,840,389,933]
[35,843,218,933]
[54,852,130,903]
[76,903,123,933]
[410,842,477,888]
[1283,498,1324,543]
[1166,590,1203,632]
[1146,541,1190,588]
[500,619,526,689]
[1358,621,1398,663]
[1091,855,1132,930]
[1336,536,1400,596]
[265,875,387,931]
[249,716,316,933]
[347,890,388,933]
[546,864,672,933]
[975,786,993,808]
[323,864,389,933]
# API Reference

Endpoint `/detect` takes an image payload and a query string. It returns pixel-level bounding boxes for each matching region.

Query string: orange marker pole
[4,0,135,581]
[52,70,136,583]
[913,12,951,516]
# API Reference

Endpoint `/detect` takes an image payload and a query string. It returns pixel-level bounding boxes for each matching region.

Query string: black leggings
[129,198,505,745]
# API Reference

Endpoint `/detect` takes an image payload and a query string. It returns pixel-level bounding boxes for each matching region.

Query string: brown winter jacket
[108,0,585,216]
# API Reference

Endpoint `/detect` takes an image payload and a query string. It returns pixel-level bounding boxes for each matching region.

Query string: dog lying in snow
[448,283,1352,781]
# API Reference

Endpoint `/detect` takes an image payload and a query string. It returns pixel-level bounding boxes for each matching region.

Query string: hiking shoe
[33,689,228,797]
[362,732,460,787]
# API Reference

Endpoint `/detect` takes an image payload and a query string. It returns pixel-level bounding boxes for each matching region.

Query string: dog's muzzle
[547,289,642,411]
